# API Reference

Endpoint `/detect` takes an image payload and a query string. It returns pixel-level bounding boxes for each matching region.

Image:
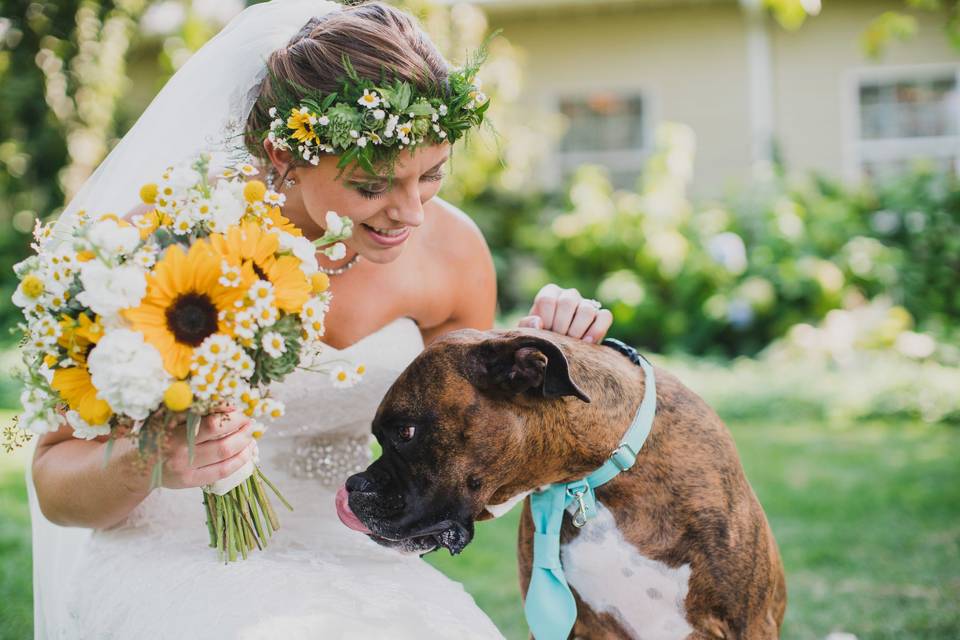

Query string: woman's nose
[386,184,424,227]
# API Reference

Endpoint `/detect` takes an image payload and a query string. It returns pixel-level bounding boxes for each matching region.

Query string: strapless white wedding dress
[27,317,504,639]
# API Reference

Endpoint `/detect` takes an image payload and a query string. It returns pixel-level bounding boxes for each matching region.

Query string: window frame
[843,62,960,182]
[548,89,655,188]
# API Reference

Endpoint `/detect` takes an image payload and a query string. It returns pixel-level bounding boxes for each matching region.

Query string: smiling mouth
[361,223,407,237]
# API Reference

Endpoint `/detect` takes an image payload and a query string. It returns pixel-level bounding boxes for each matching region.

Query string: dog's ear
[469,335,591,403]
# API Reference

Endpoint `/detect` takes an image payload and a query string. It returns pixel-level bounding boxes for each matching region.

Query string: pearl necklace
[318,253,361,276]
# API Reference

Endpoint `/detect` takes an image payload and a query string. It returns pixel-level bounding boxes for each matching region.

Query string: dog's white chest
[560,504,693,640]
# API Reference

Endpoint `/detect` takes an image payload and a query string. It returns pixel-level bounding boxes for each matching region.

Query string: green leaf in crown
[260,42,491,179]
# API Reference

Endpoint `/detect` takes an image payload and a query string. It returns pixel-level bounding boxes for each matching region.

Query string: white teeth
[368,225,405,237]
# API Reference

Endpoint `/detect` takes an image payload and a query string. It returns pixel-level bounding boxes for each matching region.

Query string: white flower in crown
[438,103,448,116]
[384,114,399,138]
[318,115,330,126]
[357,89,381,109]
[238,163,259,176]
[396,121,413,144]
[372,109,386,121]
[268,106,277,118]
[356,136,368,148]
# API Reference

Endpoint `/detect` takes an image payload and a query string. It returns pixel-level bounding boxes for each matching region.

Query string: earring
[284,175,297,188]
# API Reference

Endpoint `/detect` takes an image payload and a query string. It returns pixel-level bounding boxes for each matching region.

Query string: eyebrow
[348,156,449,183]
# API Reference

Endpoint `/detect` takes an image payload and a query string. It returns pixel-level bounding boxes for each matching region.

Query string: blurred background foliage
[0,1,958,638]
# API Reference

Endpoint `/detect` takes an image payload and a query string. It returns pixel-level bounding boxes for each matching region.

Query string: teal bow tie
[523,341,656,640]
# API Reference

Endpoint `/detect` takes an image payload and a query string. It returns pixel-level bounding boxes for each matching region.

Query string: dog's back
[517,365,786,639]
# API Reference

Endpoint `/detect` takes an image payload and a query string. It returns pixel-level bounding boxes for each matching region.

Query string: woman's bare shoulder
[421,197,488,264]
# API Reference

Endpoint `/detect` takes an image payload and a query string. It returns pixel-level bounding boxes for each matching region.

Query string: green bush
[496,124,958,356]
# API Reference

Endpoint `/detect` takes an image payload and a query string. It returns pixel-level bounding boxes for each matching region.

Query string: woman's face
[289,142,451,265]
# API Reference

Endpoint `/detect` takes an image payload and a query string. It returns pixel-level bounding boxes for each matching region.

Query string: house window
[557,93,648,188]
[855,69,960,180]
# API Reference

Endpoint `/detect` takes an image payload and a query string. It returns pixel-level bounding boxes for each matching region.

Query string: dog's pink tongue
[335,485,372,535]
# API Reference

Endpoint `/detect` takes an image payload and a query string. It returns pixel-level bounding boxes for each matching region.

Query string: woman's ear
[262,138,293,175]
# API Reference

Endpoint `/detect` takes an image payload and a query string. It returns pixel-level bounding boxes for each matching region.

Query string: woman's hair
[244,1,451,165]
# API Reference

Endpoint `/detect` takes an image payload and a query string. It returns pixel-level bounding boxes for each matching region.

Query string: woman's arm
[32,409,256,529]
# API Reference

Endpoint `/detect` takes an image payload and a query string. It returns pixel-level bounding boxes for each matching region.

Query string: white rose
[209,180,245,232]
[325,211,344,235]
[87,329,171,420]
[278,232,318,275]
[76,262,147,318]
[19,388,60,435]
[65,410,111,440]
[166,165,201,192]
[87,219,140,256]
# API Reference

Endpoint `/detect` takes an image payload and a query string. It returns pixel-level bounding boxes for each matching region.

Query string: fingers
[191,420,255,468]
[525,284,614,343]
[550,288,583,335]
[517,315,543,329]
[196,408,247,444]
[583,308,614,344]
[567,299,601,339]
[190,441,257,487]
[528,283,561,330]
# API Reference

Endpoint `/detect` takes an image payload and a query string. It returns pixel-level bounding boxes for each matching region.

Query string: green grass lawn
[2,411,958,639]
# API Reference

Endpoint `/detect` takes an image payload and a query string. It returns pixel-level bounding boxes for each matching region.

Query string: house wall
[768,0,960,181]
[486,0,960,194]
[489,2,754,194]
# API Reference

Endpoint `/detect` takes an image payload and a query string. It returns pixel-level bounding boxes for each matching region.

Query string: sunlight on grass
[1,404,958,639]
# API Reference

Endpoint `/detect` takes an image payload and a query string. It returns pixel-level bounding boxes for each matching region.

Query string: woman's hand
[518,284,613,343]
[159,408,257,490]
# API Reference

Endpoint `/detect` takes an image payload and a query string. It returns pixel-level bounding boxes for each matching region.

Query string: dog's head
[336,329,592,556]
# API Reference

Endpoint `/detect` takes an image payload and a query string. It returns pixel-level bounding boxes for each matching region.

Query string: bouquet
[11,155,361,562]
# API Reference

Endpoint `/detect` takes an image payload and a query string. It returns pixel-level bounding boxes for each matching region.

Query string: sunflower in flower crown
[124,241,254,379]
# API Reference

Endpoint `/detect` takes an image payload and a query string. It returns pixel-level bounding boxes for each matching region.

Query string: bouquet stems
[202,466,291,563]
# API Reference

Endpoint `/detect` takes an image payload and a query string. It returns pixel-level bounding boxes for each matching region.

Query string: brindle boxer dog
[336,328,787,639]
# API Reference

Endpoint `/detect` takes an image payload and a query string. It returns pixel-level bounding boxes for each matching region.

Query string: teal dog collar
[523,339,657,640]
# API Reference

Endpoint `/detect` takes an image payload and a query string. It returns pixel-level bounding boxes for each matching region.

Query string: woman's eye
[353,183,387,200]
[421,172,444,183]
[397,426,416,442]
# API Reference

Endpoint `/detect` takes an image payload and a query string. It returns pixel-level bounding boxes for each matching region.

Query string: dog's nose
[345,473,377,494]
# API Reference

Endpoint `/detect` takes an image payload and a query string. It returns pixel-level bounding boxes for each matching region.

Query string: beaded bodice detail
[259,316,424,487]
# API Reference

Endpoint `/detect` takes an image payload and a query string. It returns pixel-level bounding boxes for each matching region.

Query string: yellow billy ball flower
[163,381,193,412]
[140,183,158,204]
[21,274,44,298]
[243,180,267,203]
[311,272,330,294]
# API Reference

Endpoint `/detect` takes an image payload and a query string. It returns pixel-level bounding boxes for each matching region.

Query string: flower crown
[263,49,490,178]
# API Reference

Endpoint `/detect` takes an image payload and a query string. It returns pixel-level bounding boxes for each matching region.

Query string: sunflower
[209,221,278,278]
[263,256,311,313]
[57,312,103,364]
[287,108,318,144]
[52,366,112,425]
[209,222,309,313]
[124,242,253,378]
[265,206,302,236]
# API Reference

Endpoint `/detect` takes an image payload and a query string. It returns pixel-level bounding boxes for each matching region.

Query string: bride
[26,1,613,638]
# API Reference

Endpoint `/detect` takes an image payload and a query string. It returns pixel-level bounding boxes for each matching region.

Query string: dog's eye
[397,426,415,442]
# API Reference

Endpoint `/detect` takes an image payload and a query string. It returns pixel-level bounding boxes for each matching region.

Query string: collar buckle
[610,443,638,472]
